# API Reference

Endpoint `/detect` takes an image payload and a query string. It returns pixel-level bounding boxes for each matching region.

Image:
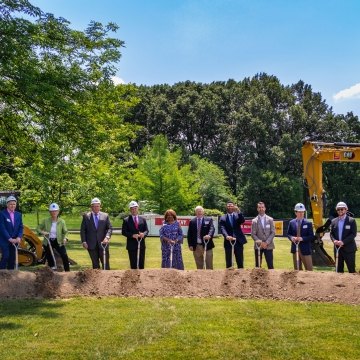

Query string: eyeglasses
[337,208,346,211]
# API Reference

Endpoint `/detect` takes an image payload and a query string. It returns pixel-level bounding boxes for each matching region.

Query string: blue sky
[30,0,360,117]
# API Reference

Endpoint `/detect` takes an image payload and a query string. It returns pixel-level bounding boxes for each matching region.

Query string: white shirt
[50,221,57,239]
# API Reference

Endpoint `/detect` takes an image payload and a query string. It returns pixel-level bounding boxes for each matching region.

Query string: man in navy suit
[219,201,247,268]
[287,203,314,271]
[122,201,149,269]
[330,201,357,273]
[0,195,23,270]
[187,205,215,269]
[80,197,112,269]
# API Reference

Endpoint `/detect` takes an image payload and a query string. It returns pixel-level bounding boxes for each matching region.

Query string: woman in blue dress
[159,209,184,269]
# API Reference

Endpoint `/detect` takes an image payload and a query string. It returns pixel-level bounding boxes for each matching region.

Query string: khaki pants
[193,245,213,269]
[292,249,313,271]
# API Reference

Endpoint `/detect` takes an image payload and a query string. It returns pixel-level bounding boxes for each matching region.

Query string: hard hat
[129,200,139,208]
[91,197,101,205]
[6,195,17,203]
[49,203,60,211]
[336,201,348,210]
[294,203,306,212]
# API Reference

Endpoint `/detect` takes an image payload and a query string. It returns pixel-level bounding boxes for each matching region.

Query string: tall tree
[131,135,200,214]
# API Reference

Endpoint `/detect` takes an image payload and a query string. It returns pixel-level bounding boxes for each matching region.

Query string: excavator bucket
[311,237,335,266]
[311,219,335,267]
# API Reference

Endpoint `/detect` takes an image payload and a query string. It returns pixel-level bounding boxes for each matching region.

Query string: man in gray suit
[251,202,275,269]
[80,197,112,269]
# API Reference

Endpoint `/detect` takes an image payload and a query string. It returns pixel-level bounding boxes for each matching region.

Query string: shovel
[335,245,341,273]
[230,238,236,268]
[44,235,57,270]
[295,242,300,271]
[169,242,175,269]
[13,242,19,270]
[203,238,210,270]
[136,237,142,269]
[255,242,261,268]
[101,242,108,270]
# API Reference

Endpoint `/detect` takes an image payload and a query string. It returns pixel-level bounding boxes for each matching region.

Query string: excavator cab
[302,141,360,266]
[0,191,45,266]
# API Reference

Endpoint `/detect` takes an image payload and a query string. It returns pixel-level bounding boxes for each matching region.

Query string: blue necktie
[94,214,99,229]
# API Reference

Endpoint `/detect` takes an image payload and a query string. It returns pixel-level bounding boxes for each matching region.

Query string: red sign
[154,217,191,226]
[241,220,252,234]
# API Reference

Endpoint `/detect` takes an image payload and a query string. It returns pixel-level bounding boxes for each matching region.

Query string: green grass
[22,212,122,229]
[55,234,358,272]
[0,298,359,360]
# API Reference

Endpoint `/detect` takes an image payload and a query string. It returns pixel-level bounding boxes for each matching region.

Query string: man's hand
[132,233,139,240]
[102,237,109,244]
[82,242,88,249]
[203,235,211,241]
[189,246,194,251]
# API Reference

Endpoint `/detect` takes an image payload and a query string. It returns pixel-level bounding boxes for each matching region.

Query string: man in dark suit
[80,197,112,269]
[187,205,215,269]
[219,201,247,268]
[0,195,23,270]
[121,201,149,269]
[287,203,314,271]
[330,201,357,273]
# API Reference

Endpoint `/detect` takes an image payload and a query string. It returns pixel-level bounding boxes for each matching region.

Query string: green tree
[131,135,200,214]
[189,155,233,210]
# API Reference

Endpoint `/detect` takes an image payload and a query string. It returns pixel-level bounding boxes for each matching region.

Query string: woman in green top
[37,203,70,271]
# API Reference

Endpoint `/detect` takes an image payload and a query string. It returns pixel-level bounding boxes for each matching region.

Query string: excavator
[302,141,360,266]
[0,191,45,266]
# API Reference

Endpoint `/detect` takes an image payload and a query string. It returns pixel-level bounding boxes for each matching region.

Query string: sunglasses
[337,208,346,211]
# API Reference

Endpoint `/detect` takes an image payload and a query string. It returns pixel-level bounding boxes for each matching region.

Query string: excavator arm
[302,141,360,266]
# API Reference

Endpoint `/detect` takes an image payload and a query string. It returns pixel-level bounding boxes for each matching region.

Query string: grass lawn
[0,297,359,360]
[56,234,358,272]
[3,216,360,359]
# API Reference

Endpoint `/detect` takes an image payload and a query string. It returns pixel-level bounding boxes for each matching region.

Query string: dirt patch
[0,269,359,304]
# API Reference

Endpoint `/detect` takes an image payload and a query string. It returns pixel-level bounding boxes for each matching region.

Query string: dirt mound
[0,268,359,304]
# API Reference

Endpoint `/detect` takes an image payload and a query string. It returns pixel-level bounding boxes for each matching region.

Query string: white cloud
[333,83,360,101]
[111,76,126,85]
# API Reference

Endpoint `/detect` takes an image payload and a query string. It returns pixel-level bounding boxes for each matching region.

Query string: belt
[49,238,57,241]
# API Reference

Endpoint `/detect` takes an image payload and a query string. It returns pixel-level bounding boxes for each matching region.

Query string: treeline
[2,0,360,218]
[125,78,360,217]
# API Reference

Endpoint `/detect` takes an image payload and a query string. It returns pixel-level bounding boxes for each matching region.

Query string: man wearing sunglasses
[330,202,357,273]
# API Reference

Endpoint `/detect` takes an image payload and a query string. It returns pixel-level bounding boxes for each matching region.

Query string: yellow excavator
[302,141,360,266]
[0,191,45,266]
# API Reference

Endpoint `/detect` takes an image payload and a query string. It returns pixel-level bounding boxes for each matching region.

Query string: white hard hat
[6,195,17,203]
[129,200,139,208]
[91,197,101,205]
[294,203,306,212]
[49,203,60,211]
[336,201,348,210]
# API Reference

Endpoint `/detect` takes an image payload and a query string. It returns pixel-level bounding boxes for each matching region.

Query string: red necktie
[134,216,138,230]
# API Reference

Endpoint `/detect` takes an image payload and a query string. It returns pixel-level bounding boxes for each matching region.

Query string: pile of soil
[0,268,359,304]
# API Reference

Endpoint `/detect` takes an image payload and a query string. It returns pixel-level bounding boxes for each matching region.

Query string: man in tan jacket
[251,202,275,269]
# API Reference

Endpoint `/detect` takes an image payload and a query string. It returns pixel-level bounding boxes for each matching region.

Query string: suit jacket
[287,218,314,255]
[187,216,215,250]
[219,212,247,249]
[121,215,149,251]
[80,211,112,250]
[0,209,23,243]
[251,215,275,249]
[330,216,357,253]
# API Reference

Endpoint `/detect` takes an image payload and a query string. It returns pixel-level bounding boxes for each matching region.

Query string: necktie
[94,214,99,229]
[134,216,139,230]
[197,218,202,241]
[229,214,234,227]
[9,211,15,226]
[296,220,301,237]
